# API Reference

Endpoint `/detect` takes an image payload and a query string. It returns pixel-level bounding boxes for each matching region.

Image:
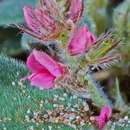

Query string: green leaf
[0,27,22,56]
[0,54,93,129]
[85,72,112,108]
[114,78,128,112]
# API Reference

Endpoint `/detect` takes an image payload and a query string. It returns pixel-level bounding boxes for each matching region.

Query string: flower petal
[23,6,41,34]
[96,117,105,130]
[40,0,59,17]
[33,50,65,77]
[95,105,112,130]
[28,71,55,89]
[100,105,112,121]
[34,8,56,32]
[68,25,96,56]
[26,52,45,73]
[68,0,83,23]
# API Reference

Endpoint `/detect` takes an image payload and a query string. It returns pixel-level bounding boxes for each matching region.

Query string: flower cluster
[21,0,84,41]
[22,0,96,89]
[21,1,112,129]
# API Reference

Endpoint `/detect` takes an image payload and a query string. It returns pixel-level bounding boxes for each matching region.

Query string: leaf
[0,54,93,129]
[85,70,112,108]
[0,0,36,25]
[0,27,22,56]
[114,78,128,112]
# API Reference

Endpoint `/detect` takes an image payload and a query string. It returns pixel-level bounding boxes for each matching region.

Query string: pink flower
[95,105,112,130]
[40,0,59,17]
[24,50,66,89]
[67,25,96,56]
[67,0,83,23]
[19,0,84,41]
[22,6,57,40]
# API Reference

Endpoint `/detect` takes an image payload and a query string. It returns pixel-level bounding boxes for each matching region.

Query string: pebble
[12,81,15,86]
[59,97,65,101]
[43,114,48,119]
[67,103,71,107]
[13,97,17,101]
[124,116,128,121]
[16,72,19,76]
[72,95,77,99]
[63,93,67,97]
[27,109,31,114]
[69,114,76,121]
[48,126,52,130]
[71,108,76,112]
[53,104,58,108]
[25,115,30,122]
[28,126,34,130]
[27,95,31,99]
[3,127,7,130]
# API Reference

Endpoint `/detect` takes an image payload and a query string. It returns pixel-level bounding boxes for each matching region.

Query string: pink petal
[26,52,45,73]
[95,105,112,130]
[86,31,96,48]
[68,25,96,56]
[96,117,106,130]
[100,105,112,121]
[28,71,55,89]
[34,8,56,31]
[33,50,65,77]
[23,6,41,34]
[40,0,59,17]
[68,0,83,23]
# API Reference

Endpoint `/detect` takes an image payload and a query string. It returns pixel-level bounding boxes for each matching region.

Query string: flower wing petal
[23,6,41,34]
[33,50,65,77]
[68,25,96,56]
[26,52,45,73]
[68,0,83,23]
[28,72,55,89]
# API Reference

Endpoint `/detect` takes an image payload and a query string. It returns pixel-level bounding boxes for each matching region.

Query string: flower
[67,0,83,23]
[23,50,66,89]
[95,105,112,130]
[67,25,96,56]
[39,0,59,17]
[22,5,59,41]
[19,0,84,41]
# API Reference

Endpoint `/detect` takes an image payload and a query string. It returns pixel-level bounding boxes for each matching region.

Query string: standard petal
[34,8,56,31]
[68,0,83,23]
[96,117,105,130]
[68,26,88,55]
[40,0,59,17]
[95,105,112,130]
[100,105,112,121]
[68,25,96,56]
[86,31,96,48]
[23,6,41,34]
[28,71,55,89]
[26,52,45,73]
[33,50,65,77]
